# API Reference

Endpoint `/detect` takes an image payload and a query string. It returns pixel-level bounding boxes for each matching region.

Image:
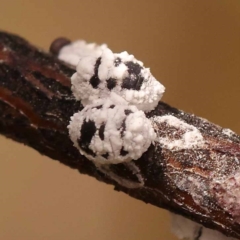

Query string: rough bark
[0,31,239,239]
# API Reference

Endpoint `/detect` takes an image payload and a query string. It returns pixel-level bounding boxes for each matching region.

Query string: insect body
[69,95,156,164]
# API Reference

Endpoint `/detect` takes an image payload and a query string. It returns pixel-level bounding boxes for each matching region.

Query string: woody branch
[0,31,239,239]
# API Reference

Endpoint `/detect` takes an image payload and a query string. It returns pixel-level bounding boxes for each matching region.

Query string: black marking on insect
[102,153,109,159]
[109,104,115,109]
[120,147,128,156]
[106,78,117,90]
[94,105,103,110]
[99,124,105,140]
[122,62,144,90]
[126,61,142,75]
[90,57,101,88]
[124,109,133,115]
[120,119,126,137]
[78,120,96,157]
[114,57,121,67]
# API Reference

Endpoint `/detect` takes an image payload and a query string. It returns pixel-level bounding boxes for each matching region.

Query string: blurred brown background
[0,1,239,239]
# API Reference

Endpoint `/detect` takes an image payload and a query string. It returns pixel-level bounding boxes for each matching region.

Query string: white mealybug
[63,45,165,111]
[60,39,165,165]
[68,94,156,164]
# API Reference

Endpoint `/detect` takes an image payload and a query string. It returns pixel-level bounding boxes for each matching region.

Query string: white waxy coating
[171,213,202,240]
[63,40,165,111]
[210,171,240,222]
[152,115,205,151]
[68,94,156,164]
[171,214,237,240]
[58,40,108,67]
[222,128,235,137]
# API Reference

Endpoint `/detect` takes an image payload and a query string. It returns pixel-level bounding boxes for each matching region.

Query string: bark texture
[0,31,239,239]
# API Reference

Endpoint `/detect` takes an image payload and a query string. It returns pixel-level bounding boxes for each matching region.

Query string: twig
[0,31,239,239]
